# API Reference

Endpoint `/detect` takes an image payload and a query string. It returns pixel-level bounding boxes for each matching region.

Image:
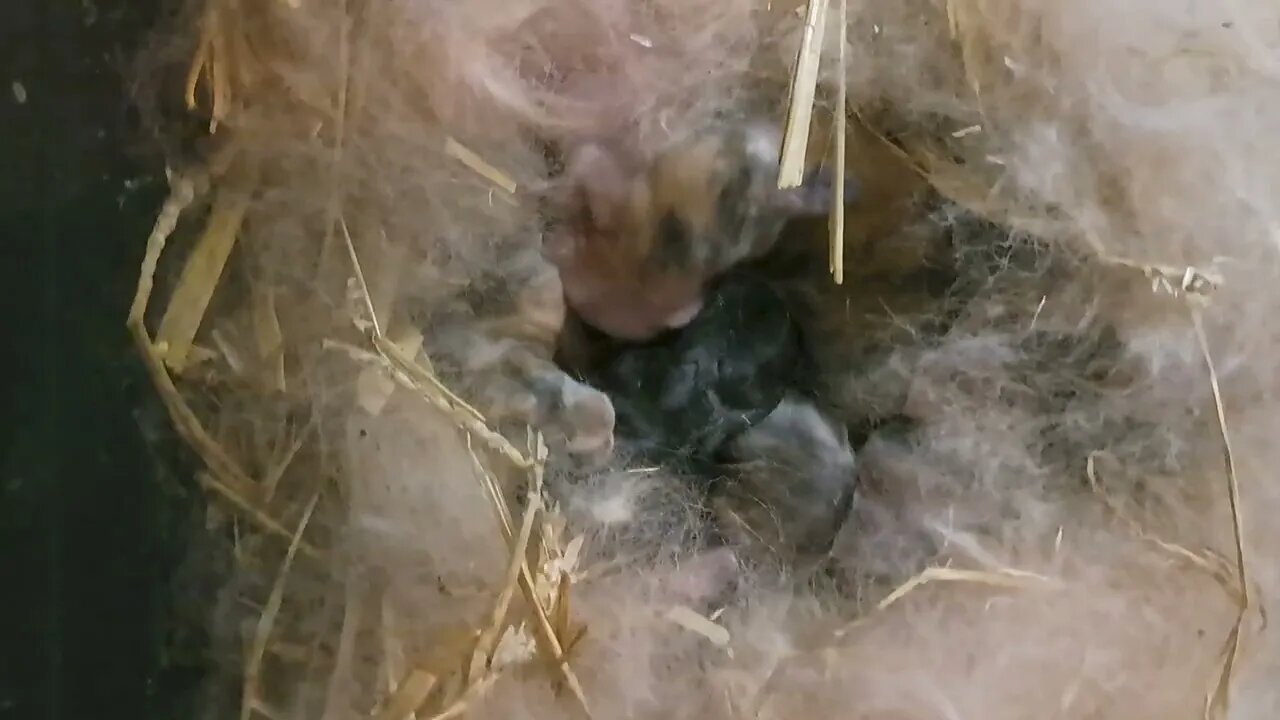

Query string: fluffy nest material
[127,0,1280,718]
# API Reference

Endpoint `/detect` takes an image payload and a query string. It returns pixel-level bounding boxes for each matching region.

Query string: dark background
[1,2,216,718]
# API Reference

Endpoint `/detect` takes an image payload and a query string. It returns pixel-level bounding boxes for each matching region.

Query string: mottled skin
[427,118,858,479]
[531,119,864,557]
[420,246,617,469]
[546,119,857,341]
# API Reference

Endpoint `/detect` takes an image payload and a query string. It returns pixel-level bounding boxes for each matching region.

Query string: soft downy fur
[133,0,1280,718]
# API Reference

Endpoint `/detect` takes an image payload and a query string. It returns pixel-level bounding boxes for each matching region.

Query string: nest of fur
[127,0,1280,718]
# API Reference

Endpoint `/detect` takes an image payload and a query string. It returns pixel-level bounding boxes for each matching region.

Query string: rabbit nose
[664,299,704,329]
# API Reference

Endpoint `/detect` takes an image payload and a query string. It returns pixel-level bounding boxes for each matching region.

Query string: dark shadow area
[0,2,218,719]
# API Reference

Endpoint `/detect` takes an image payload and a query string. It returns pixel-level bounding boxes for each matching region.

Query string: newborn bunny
[715,395,858,564]
[574,271,807,464]
[569,270,858,565]
[545,118,858,342]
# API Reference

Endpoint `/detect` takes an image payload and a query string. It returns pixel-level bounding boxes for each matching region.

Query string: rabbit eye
[650,210,693,271]
[716,164,753,240]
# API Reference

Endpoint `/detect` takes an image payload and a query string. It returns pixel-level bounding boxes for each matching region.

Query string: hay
[129,0,1279,718]
[127,141,579,719]
[777,0,830,190]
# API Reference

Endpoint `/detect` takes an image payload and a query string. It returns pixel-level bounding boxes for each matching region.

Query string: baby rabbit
[574,272,806,463]
[571,270,858,566]
[544,118,858,342]
[716,395,858,565]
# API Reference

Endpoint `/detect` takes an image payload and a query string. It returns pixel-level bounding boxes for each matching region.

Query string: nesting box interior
[125,0,1280,718]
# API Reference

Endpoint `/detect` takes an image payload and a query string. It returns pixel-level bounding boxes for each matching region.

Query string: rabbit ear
[564,142,632,231]
[764,166,860,217]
